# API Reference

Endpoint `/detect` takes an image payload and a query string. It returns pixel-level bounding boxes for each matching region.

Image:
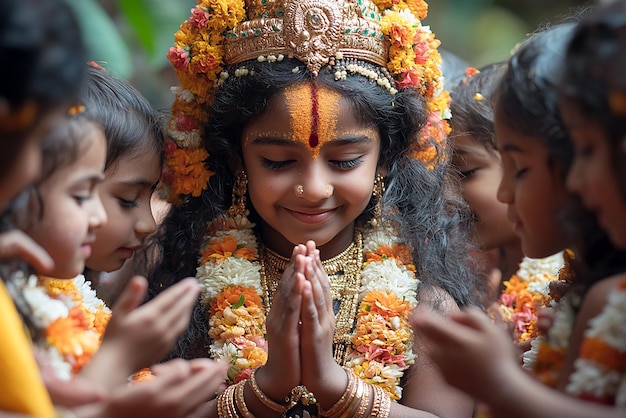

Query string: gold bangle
[354,382,371,418]
[370,385,391,418]
[235,380,255,418]
[217,384,238,418]
[319,367,357,417]
[339,377,365,418]
[249,368,288,413]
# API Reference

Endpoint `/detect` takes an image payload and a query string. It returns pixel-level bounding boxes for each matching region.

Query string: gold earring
[371,173,385,226]
[228,171,248,217]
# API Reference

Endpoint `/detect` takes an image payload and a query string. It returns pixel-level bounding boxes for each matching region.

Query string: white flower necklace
[196,212,419,400]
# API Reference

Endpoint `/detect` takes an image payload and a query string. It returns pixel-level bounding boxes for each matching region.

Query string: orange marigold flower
[200,235,258,264]
[361,290,412,319]
[210,286,261,315]
[366,243,413,266]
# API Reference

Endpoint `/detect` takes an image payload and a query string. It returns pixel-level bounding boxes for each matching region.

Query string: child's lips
[286,207,337,224]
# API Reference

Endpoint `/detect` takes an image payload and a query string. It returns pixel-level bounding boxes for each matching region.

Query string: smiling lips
[286,207,337,224]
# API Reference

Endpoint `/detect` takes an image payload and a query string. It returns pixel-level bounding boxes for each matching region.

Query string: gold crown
[224,0,388,75]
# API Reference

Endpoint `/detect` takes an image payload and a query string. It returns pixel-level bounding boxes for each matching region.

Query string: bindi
[283,82,342,159]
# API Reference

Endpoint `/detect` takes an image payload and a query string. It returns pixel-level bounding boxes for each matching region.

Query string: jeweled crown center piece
[225,0,388,75]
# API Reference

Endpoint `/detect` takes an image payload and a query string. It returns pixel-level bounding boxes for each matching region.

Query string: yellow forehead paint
[283,82,342,159]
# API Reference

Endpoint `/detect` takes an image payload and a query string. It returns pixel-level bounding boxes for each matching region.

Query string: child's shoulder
[578,273,626,325]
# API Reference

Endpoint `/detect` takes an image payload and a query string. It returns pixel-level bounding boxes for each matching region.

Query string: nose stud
[324,184,333,198]
[295,184,304,196]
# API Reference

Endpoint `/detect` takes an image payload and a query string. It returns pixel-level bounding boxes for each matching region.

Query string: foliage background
[68,0,596,110]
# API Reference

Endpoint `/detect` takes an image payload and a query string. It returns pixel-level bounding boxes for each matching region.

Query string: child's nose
[89,195,108,229]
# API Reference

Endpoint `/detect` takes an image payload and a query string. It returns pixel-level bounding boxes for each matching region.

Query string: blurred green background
[69,0,595,110]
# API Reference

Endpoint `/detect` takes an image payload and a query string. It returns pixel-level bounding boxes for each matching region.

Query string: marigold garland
[161,0,451,203]
[21,274,111,379]
[498,252,564,343]
[196,211,419,400]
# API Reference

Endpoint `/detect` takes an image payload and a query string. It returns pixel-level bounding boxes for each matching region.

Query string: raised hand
[410,306,521,404]
[299,241,348,409]
[255,244,307,405]
[80,276,201,388]
[75,358,227,418]
[0,230,53,273]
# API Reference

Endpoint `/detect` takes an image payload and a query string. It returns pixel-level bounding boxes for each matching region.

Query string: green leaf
[64,0,133,78]
[231,294,246,309]
[119,0,196,69]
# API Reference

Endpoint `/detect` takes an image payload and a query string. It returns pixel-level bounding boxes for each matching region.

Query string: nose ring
[295,184,304,196]
[324,185,333,198]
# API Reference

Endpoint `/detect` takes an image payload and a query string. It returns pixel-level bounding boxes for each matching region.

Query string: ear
[376,164,388,178]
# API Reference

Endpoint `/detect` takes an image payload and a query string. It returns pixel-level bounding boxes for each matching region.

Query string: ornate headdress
[162,0,451,203]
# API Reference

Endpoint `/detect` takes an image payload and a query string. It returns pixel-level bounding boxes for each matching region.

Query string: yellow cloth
[0,280,56,417]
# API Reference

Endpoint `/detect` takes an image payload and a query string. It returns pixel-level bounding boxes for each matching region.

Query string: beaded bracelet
[249,368,288,413]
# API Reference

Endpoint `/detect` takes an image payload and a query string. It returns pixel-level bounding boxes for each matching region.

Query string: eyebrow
[114,177,157,189]
[499,143,525,153]
[250,134,375,147]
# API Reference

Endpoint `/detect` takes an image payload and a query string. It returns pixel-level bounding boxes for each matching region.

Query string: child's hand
[75,358,227,418]
[299,242,344,398]
[410,306,522,405]
[258,244,306,405]
[0,230,53,273]
[80,276,200,388]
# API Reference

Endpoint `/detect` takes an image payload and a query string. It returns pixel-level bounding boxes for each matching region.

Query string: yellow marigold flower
[406,0,428,20]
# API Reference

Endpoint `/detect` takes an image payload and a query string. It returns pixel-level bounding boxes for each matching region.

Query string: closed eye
[261,158,296,170]
[331,157,363,170]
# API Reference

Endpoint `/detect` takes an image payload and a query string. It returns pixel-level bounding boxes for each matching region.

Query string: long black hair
[148,58,484,359]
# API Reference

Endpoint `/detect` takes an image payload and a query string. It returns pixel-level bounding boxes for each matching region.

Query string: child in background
[75,65,201,390]
[412,9,626,417]
[8,105,227,418]
[449,63,565,344]
[449,63,522,298]
[0,0,90,415]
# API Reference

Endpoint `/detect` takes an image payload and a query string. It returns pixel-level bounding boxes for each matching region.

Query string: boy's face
[494,111,569,258]
[26,126,107,279]
[452,135,518,251]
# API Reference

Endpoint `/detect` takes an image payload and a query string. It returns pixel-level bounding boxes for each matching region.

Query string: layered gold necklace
[259,232,363,365]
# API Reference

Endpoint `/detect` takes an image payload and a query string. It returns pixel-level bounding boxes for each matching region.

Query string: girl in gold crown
[146,1,485,417]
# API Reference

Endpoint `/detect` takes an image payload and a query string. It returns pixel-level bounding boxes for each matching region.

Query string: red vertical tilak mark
[309,83,319,149]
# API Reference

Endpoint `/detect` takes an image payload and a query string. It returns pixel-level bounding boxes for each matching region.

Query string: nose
[496,172,513,204]
[566,157,582,195]
[136,205,157,243]
[298,161,334,202]
[88,192,108,230]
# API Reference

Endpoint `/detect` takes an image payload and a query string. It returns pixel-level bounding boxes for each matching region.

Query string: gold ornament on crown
[161,0,451,203]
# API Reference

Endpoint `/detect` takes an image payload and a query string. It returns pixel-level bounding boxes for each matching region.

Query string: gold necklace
[259,233,363,365]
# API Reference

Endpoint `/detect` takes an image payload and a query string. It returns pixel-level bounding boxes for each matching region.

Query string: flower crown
[162,0,451,203]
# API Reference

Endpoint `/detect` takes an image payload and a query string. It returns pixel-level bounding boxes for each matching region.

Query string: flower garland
[21,274,111,380]
[498,252,564,343]
[196,212,419,400]
[565,276,626,406]
[162,0,450,203]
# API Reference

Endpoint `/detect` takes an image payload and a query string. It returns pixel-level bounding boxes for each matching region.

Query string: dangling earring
[228,171,248,217]
[371,173,385,227]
